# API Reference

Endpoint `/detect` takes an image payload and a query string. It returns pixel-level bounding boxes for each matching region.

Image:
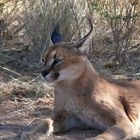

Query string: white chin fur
[44,74,58,84]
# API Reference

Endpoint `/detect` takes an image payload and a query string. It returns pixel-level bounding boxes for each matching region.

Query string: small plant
[91,0,140,66]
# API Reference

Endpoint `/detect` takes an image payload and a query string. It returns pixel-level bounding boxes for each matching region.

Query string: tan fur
[21,18,140,140]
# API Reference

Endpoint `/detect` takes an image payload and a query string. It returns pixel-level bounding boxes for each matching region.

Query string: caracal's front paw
[21,118,54,140]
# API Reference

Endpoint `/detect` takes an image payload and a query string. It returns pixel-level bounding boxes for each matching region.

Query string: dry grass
[0,78,54,99]
[0,77,54,140]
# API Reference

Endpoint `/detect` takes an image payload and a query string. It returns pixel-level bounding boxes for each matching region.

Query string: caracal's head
[41,17,93,84]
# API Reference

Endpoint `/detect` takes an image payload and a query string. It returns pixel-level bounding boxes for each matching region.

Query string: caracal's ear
[51,24,63,44]
[74,15,93,53]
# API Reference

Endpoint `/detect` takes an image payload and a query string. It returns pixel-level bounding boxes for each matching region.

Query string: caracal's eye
[53,59,61,65]
[52,56,64,67]
[52,59,61,66]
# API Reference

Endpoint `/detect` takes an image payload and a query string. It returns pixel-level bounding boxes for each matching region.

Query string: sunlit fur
[21,17,140,140]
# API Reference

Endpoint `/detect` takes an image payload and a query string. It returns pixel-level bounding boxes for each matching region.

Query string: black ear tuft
[51,25,63,44]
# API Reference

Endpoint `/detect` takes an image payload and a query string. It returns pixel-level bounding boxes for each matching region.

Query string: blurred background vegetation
[0,0,140,79]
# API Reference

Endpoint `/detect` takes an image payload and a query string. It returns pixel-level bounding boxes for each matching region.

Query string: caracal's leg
[21,110,89,140]
[86,118,138,140]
